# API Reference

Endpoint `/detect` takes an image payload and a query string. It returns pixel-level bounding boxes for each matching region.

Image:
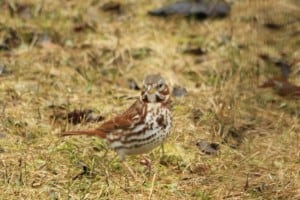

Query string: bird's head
[141,74,170,103]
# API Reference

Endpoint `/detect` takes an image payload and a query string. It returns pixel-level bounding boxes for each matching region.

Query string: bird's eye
[157,83,164,89]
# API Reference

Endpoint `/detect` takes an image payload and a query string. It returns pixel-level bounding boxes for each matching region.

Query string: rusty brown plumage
[61,74,172,164]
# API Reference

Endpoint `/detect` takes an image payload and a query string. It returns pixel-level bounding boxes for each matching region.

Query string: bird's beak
[148,88,156,95]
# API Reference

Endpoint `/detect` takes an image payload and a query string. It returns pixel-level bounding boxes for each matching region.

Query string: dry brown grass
[0,0,300,199]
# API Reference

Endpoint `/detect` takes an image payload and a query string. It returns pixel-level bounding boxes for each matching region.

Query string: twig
[148,172,157,200]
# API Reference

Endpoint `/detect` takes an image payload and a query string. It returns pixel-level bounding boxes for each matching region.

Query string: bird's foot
[140,156,152,175]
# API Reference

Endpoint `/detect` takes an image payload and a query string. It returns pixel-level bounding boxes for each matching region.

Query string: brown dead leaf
[222,127,245,148]
[101,1,121,12]
[188,163,209,175]
[70,109,105,124]
[73,23,89,32]
[182,47,206,56]
[259,77,300,97]
[263,22,284,30]
[258,54,292,78]
[73,21,96,33]
[196,140,219,155]
[50,108,104,125]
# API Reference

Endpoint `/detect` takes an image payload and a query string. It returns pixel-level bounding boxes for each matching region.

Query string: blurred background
[0,0,299,199]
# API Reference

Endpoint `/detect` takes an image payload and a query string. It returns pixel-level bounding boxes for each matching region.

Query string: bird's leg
[118,153,137,179]
[140,155,152,175]
[123,160,137,180]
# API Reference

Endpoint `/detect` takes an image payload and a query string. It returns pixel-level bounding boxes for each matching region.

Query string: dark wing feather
[97,99,146,133]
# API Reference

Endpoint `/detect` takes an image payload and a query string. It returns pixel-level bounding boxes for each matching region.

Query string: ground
[0,0,299,199]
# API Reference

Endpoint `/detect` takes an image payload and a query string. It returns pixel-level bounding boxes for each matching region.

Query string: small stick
[148,172,157,200]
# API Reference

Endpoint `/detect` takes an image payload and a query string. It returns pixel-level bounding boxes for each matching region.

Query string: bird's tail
[61,129,106,138]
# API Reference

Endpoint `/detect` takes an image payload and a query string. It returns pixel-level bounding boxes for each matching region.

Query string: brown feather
[61,100,146,138]
[97,99,146,133]
[60,74,172,161]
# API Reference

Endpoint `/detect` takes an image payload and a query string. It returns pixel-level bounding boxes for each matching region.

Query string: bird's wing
[97,99,146,133]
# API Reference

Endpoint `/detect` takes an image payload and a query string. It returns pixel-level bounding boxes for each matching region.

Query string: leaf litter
[148,0,230,19]
[0,0,299,199]
[50,106,105,125]
[258,53,300,98]
[196,140,219,155]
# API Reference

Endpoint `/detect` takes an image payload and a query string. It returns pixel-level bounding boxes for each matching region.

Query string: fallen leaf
[263,19,298,31]
[73,23,88,32]
[67,109,92,124]
[101,1,121,12]
[172,85,187,97]
[263,22,284,30]
[73,21,96,32]
[196,140,219,155]
[67,109,105,124]
[50,108,104,125]
[258,54,292,78]
[188,164,209,175]
[148,1,230,19]
[258,53,271,62]
[259,78,300,97]
[182,47,206,56]
[222,127,244,148]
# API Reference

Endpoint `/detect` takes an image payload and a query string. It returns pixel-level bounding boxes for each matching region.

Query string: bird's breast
[109,103,171,157]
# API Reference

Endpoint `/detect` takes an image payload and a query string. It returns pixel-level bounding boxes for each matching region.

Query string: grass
[0,0,299,199]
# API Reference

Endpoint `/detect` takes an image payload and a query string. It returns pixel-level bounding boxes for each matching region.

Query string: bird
[61,74,172,176]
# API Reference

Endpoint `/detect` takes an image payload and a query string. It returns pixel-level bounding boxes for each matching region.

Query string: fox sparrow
[62,74,172,172]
